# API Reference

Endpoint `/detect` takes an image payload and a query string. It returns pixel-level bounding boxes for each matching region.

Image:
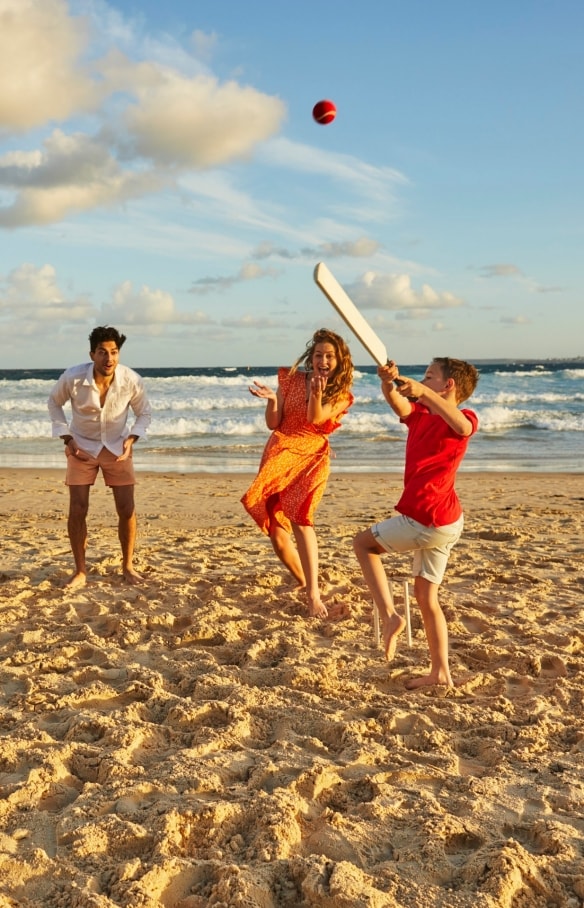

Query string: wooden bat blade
[313,262,387,366]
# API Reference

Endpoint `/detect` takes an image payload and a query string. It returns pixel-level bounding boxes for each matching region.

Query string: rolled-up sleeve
[47,372,73,438]
[128,376,152,438]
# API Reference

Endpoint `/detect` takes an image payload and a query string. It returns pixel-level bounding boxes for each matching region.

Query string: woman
[241,328,354,618]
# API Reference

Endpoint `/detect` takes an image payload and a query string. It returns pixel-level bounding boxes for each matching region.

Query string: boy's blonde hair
[433,357,479,403]
[291,328,354,405]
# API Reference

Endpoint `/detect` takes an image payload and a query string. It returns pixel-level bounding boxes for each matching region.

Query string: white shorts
[371,513,464,585]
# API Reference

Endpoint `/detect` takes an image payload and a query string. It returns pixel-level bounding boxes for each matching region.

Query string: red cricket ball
[312,99,336,125]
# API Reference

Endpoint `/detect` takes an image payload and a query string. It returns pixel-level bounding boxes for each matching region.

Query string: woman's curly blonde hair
[290,328,354,405]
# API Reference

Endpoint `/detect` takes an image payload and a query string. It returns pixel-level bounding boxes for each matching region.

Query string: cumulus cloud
[189,262,279,295]
[101,280,212,327]
[120,71,285,168]
[0,0,101,131]
[0,130,166,226]
[350,271,464,316]
[0,262,93,324]
[0,3,286,227]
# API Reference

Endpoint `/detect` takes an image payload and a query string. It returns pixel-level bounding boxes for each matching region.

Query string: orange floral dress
[241,368,354,534]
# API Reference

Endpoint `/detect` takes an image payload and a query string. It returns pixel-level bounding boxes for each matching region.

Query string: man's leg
[66,485,91,589]
[111,484,142,584]
[353,529,406,660]
[405,576,453,689]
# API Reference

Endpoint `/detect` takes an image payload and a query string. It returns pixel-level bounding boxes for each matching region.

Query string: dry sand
[0,468,583,908]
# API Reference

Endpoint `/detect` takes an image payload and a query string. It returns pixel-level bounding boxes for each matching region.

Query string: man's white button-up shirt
[48,362,152,458]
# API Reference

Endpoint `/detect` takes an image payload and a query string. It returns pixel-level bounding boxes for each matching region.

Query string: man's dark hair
[89,326,127,352]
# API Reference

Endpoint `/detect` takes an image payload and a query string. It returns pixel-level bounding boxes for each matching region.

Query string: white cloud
[189,262,279,295]
[0,262,93,325]
[252,236,381,261]
[120,69,286,168]
[101,279,212,328]
[0,0,101,131]
[350,271,464,315]
[262,138,407,202]
[478,263,522,278]
[191,29,218,62]
[0,130,166,226]
[0,4,286,226]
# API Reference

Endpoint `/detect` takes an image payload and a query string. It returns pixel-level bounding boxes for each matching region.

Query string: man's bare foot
[63,572,87,590]
[382,613,406,661]
[404,672,454,691]
[123,568,143,585]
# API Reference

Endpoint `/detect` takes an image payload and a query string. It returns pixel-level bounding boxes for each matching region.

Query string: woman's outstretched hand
[249,381,276,401]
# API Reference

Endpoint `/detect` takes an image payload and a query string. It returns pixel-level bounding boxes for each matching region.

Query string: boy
[353,357,479,689]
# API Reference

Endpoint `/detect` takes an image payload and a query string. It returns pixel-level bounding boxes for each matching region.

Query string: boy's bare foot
[123,568,143,585]
[382,613,406,661]
[404,672,454,691]
[63,572,87,590]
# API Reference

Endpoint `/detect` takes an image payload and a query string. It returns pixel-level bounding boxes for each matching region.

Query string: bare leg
[65,485,91,588]
[405,576,453,689]
[291,523,327,618]
[269,525,306,588]
[353,529,405,660]
[112,485,142,584]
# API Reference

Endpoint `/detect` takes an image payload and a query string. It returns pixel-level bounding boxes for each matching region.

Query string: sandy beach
[1,468,583,908]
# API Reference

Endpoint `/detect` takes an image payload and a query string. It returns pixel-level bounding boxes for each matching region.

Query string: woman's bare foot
[306,594,328,619]
[404,672,453,691]
[382,613,406,661]
[63,571,87,590]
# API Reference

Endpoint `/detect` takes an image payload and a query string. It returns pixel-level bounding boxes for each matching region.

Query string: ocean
[0,360,582,473]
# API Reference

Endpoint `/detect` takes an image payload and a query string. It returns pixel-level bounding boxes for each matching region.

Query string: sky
[0,0,582,369]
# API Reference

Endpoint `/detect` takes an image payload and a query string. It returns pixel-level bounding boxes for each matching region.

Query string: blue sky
[1,0,582,368]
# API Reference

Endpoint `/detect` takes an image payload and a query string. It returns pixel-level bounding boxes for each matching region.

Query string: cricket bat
[313,262,388,366]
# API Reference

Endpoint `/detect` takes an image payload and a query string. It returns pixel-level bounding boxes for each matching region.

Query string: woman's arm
[249,381,283,429]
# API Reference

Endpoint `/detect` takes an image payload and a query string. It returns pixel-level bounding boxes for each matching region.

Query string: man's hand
[117,437,136,462]
[63,437,89,459]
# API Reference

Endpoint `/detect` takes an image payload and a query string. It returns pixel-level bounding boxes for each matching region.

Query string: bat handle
[382,362,417,400]
[391,374,417,402]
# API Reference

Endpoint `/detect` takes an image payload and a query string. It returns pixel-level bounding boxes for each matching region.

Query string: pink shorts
[65,446,135,487]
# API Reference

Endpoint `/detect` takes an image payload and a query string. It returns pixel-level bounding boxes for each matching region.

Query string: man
[48,326,152,589]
